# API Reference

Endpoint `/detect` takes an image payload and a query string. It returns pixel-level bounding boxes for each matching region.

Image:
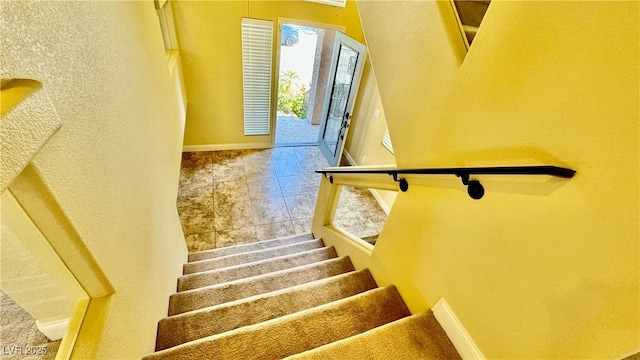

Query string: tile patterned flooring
[177,146,388,252]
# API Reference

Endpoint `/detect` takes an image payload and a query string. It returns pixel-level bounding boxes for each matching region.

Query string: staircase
[143,233,461,360]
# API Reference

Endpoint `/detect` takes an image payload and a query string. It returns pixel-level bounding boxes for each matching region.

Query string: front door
[317,32,366,167]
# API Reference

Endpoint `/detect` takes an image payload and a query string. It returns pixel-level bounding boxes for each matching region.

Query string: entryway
[275,22,366,169]
[275,23,331,146]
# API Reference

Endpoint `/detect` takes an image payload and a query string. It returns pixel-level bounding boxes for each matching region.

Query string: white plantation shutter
[304,0,346,8]
[241,18,274,135]
[382,127,394,154]
[155,0,177,53]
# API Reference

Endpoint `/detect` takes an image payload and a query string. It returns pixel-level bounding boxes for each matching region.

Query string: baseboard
[343,150,358,166]
[36,318,69,341]
[183,143,272,152]
[432,298,485,360]
[369,188,392,215]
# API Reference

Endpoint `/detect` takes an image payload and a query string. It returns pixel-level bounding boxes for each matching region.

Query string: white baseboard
[36,318,69,341]
[183,142,272,152]
[343,150,358,166]
[369,188,392,215]
[432,298,485,360]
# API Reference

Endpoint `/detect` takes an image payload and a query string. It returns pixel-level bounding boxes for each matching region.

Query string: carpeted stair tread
[168,256,354,315]
[144,286,410,360]
[156,269,378,350]
[177,247,337,292]
[188,233,314,262]
[285,311,462,360]
[183,239,324,275]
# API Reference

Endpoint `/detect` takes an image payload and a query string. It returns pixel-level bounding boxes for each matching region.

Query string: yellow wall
[359,1,639,358]
[345,57,395,168]
[1,191,86,325]
[1,2,187,358]
[173,0,366,148]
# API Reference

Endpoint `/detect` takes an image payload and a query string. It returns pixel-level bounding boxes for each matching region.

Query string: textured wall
[1,191,83,327]
[1,1,187,358]
[0,79,60,193]
[359,0,639,358]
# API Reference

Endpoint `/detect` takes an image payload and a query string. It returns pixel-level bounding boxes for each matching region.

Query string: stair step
[183,239,324,275]
[177,247,338,292]
[188,233,314,262]
[168,257,354,315]
[145,286,410,360]
[157,269,378,351]
[285,311,462,360]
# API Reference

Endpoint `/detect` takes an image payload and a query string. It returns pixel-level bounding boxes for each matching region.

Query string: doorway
[275,23,336,146]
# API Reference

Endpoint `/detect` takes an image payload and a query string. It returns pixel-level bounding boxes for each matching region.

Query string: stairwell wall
[1,2,187,358]
[358,1,639,359]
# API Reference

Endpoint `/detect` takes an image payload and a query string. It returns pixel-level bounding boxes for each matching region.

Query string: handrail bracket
[457,173,485,200]
[390,172,409,192]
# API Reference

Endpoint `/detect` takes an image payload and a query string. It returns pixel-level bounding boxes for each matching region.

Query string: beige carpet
[145,232,461,359]
[287,311,462,360]
[177,246,337,291]
[168,257,354,315]
[182,239,324,274]
[157,269,378,351]
[0,291,60,360]
[187,233,315,262]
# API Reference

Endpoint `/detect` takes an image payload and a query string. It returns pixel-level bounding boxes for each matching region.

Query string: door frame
[271,18,346,146]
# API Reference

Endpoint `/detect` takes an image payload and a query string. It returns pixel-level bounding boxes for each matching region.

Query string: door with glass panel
[318,32,366,166]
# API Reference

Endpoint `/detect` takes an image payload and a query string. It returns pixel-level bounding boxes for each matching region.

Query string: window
[241,18,274,136]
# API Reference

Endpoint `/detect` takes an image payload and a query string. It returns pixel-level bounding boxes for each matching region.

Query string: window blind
[241,18,274,136]
[304,0,346,8]
[382,127,394,154]
[154,0,177,53]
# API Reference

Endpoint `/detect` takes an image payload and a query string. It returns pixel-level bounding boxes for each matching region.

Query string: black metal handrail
[316,165,576,200]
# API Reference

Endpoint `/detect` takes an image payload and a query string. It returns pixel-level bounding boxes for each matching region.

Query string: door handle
[339,112,352,141]
[341,112,352,128]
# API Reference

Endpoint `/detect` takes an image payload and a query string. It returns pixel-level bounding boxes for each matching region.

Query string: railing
[316,165,576,200]
[310,163,576,278]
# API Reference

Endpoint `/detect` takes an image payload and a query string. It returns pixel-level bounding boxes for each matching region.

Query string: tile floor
[177,146,388,252]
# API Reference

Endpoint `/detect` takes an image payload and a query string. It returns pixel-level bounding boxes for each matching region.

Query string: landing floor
[177,146,387,252]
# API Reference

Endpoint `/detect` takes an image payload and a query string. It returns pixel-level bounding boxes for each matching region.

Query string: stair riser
[145,286,410,360]
[157,269,378,350]
[177,247,338,292]
[286,312,462,360]
[168,257,355,316]
[188,233,314,262]
[183,240,324,275]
